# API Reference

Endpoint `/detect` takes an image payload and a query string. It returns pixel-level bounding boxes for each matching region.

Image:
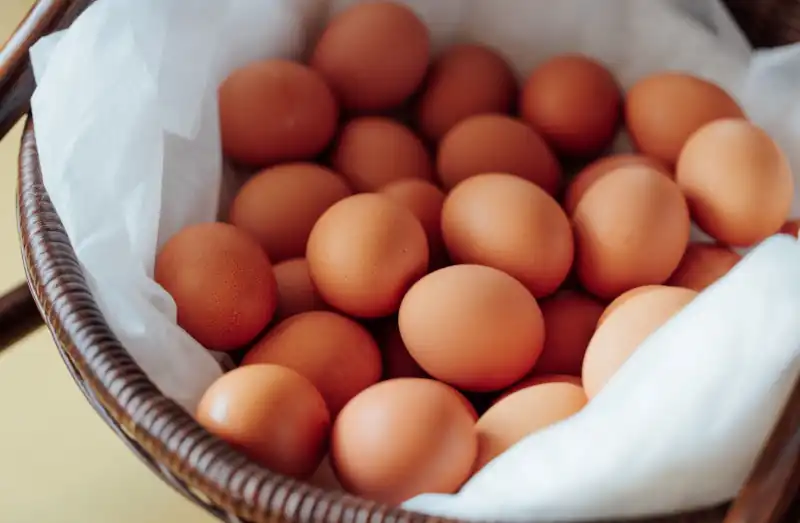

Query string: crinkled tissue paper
[27,0,800,520]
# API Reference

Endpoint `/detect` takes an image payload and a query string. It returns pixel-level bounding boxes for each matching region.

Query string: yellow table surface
[0,2,216,521]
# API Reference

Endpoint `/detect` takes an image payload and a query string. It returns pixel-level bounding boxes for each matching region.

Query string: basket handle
[0,0,94,352]
[0,0,94,140]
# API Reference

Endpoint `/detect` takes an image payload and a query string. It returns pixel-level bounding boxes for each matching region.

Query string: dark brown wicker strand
[2,1,800,522]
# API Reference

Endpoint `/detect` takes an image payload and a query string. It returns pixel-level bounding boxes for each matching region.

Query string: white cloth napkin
[28,0,800,519]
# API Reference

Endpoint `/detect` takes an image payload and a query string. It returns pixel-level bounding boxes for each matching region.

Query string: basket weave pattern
[8,1,800,522]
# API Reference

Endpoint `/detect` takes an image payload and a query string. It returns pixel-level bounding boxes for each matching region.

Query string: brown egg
[307,194,429,318]
[310,455,343,491]
[229,163,352,263]
[781,220,800,239]
[243,311,381,415]
[442,173,573,297]
[196,364,330,478]
[331,378,477,505]
[573,165,691,300]
[373,318,428,380]
[380,179,448,270]
[475,382,587,470]
[563,154,672,215]
[625,72,745,166]
[219,59,338,166]
[597,285,665,326]
[496,374,583,404]
[310,2,430,112]
[676,119,793,247]
[416,44,517,142]
[272,258,328,322]
[583,286,697,398]
[520,54,621,157]
[437,114,562,194]
[332,118,433,191]
[667,243,742,292]
[155,222,277,351]
[535,291,604,376]
[399,265,545,392]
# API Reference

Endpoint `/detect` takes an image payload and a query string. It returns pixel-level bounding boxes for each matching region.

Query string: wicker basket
[0,1,799,522]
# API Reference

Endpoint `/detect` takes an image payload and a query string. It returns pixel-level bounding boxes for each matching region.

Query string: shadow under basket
[4,0,800,522]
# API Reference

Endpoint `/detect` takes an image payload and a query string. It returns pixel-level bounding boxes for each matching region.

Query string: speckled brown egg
[331,378,477,505]
[332,117,433,192]
[667,243,742,292]
[229,163,352,263]
[399,264,545,392]
[676,118,793,247]
[475,381,587,470]
[416,44,517,142]
[272,258,328,322]
[310,2,430,112]
[520,54,621,157]
[535,291,605,376]
[196,364,330,478]
[437,114,562,194]
[583,286,697,398]
[219,59,338,166]
[442,173,573,297]
[563,154,672,215]
[155,222,277,351]
[625,72,745,166]
[243,311,382,415]
[573,165,691,300]
[307,193,429,318]
[380,179,448,270]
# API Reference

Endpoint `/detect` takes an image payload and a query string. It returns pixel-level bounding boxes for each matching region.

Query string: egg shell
[416,43,517,143]
[380,179,448,270]
[442,173,573,298]
[219,59,338,166]
[475,382,587,470]
[307,193,429,318]
[437,114,562,194]
[310,454,344,491]
[676,118,793,247]
[563,153,672,215]
[310,1,430,112]
[583,286,697,398]
[330,378,477,505]
[154,222,277,351]
[399,264,545,392]
[229,163,352,263]
[272,258,328,322]
[196,364,330,479]
[573,165,691,300]
[372,317,429,381]
[494,374,583,405]
[625,72,745,166]
[520,54,621,157]
[667,243,742,292]
[597,285,666,326]
[243,311,381,415]
[781,220,800,239]
[332,118,433,191]
[535,291,605,376]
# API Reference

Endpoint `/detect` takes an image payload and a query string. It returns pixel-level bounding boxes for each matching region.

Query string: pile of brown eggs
[153,0,795,506]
